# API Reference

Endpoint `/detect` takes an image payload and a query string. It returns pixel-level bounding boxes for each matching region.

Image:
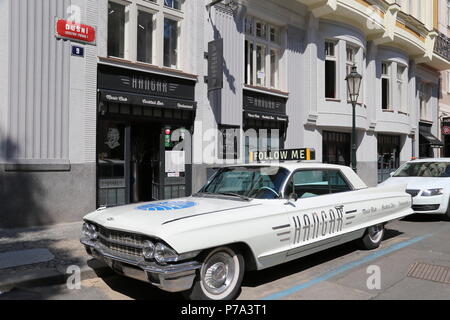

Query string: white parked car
[81,162,412,300]
[380,158,450,219]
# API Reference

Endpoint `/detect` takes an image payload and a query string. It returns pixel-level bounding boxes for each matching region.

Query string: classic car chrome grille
[96,226,146,258]
[406,189,420,198]
[99,237,143,257]
[98,226,145,247]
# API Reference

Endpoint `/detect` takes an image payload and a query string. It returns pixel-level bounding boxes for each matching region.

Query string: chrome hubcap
[202,252,235,295]
[368,224,384,243]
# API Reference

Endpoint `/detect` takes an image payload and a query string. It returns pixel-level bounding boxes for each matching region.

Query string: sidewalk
[0,222,112,292]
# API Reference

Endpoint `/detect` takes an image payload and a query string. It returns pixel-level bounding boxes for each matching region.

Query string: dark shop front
[419,122,443,158]
[96,65,196,207]
[322,131,351,167]
[441,117,450,157]
[242,90,288,163]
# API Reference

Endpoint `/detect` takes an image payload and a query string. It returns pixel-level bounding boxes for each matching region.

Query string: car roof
[225,162,347,171]
[409,158,450,163]
[222,162,368,189]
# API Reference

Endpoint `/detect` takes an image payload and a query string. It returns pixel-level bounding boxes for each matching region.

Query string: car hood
[380,176,449,190]
[83,196,259,237]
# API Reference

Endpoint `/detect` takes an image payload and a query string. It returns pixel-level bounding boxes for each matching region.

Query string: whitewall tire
[184,246,244,300]
[357,224,385,250]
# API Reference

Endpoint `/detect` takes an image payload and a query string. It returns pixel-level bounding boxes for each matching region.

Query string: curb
[0,260,114,292]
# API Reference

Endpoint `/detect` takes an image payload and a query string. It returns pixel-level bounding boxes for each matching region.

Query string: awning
[419,130,443,147]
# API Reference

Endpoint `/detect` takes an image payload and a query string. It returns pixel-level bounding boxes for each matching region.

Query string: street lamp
[345,64,362,173]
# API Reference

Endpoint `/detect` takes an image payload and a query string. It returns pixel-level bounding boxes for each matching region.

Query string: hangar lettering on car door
[284,169,353,246]
[291,205,345,244]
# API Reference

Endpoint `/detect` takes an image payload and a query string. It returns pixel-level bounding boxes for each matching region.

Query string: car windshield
[198,166,290,200]
[393,162,450,177]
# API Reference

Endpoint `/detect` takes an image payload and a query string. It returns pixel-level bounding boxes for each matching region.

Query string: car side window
[286,170,330,199]
[328,170,352,194]
[285,169,351,199]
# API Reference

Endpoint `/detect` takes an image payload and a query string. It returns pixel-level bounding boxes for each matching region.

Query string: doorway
[130,124,161,203]
[97,121,165,207]
[97,118,192,208]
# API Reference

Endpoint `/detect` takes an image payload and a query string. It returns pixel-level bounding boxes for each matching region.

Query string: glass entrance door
[97,121,128,207]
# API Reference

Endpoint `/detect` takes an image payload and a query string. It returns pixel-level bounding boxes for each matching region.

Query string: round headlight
[89,224,99,240]
[154,243,178,264]
[82,223,91,237]
[83,223,98,240]
[142,240,155,259]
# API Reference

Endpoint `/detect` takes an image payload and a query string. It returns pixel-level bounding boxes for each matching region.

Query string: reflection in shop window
[218,126,240,162]
[377,135,400,183]
[108,1,126,58]
[322,131,350,167]
[137,10,154,64]
[164,18,179,68]
[98,123,126,207]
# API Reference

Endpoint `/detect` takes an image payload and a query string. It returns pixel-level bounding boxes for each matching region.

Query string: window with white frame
[381,62,391,110]
[137,10,154,64]
[397,65,407,112]
[164,18,179,68]
[419,82,431,120]
[325,40,337,99]
[244,16,281,89]
[164,0,180,10]
[447,0,450,27]
[107,0,183,69]
[447,71,450,93]
[408,0,413,15]
[416,0,422,22]
[108,1,126,59]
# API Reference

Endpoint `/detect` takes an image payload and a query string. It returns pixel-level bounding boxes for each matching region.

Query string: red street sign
[55,18,96,44]
[442,126,450,135]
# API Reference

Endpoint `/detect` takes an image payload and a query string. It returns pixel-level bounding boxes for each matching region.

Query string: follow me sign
[249,148,316,162]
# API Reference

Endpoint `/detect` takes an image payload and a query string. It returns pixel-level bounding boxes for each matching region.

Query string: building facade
[438,0,450,156]
[1,0,450,228]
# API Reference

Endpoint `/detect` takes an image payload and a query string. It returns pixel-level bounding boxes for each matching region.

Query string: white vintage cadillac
[81,160,413,300]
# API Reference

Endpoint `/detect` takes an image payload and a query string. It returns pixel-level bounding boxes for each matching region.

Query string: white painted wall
[0,0,9,163]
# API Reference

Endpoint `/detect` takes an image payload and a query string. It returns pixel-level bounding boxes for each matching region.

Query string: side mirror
[288,193,299,202]
[390,172,395,177]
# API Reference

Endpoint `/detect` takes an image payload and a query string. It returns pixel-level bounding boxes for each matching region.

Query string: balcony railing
[434,32,450,61]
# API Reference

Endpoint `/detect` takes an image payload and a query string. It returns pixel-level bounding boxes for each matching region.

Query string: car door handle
[284,201,296,207]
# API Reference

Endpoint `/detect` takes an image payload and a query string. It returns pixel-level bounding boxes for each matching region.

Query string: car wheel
[357,224,385,250]
[445,198,450,221]
[183,246,244,300]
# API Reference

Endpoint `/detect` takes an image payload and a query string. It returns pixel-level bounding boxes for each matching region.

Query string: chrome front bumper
[81,238,201,292]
